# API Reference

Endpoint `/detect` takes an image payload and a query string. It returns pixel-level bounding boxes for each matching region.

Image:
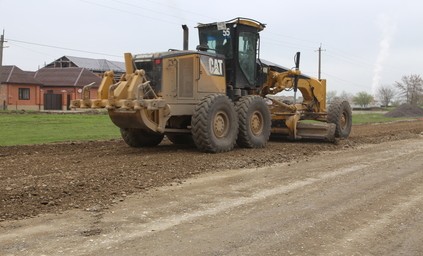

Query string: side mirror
[196,44,209,52]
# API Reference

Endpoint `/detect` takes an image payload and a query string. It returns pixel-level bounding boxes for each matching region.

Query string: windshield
[198,27,233,59]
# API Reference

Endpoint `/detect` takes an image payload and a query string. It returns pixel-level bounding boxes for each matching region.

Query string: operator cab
[197,18,265,99]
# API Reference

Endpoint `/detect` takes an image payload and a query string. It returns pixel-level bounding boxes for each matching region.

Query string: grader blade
[296,122,336,142]
[271,122,336,142]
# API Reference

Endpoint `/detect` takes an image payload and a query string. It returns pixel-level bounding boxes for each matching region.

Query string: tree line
[327,74,423,108]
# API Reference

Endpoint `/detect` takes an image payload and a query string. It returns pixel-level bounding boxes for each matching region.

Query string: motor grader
[71,17,352,153]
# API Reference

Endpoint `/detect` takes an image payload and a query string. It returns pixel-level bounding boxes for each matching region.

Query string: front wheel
[236,95,271,148]
[327,99,352,138]
[191,94,238,153]
[120,128,164,147]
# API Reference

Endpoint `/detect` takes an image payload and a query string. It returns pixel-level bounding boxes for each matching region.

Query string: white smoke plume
[372,14,396,95]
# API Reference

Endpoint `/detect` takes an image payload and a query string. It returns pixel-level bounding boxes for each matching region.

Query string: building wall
[41,86,99,110]
[0,84,7,110]
[6,84,42,111]
[1,84,99,111]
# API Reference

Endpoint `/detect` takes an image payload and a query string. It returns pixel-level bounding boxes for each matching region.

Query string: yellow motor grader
[71,17,352,153]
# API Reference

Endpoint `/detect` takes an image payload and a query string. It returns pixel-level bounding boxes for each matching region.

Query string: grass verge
[352,113,415,124]
[0,113,120,146]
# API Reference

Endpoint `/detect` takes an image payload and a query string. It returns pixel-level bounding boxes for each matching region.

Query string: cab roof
[197,17,266,31]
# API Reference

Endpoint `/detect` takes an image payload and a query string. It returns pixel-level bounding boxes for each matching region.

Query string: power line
[6,38,121,58]
[86,0,377,74]
[4,0,395,88]
[321,71,369,90]
[84,0,329,54]
[261,36,316,51]
[324,45,398,73]
[78,0,181,25]
[111,0,201,23]
[266,31,321,46]
[8,42,57,59]
[139,0,216,20]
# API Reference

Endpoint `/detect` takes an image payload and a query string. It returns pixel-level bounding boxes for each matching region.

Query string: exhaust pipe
[182,25,188,50]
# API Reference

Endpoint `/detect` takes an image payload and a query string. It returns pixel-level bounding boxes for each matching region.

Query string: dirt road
[0,120,423,255]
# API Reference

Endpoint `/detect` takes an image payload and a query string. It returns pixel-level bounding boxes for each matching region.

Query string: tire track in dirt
[0,120,422,222]
[0,136,422,255]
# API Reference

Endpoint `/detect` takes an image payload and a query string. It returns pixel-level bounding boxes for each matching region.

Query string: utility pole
[0,30,7,81]
[0,29,7,110]
[316,43,326,80]
[0,30,5,82]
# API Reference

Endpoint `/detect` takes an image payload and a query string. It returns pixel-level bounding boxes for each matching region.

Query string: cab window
[199,28,233,59]
[238,32,257,85]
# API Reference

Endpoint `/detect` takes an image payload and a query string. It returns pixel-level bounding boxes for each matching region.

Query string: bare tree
[395,74,423,105]
[326,90,337,104]
[377,85,395,107]
[339,91,353,104]
[353,91,374,108]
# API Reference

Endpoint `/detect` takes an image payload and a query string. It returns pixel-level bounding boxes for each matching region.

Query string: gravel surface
[1,120,422,222]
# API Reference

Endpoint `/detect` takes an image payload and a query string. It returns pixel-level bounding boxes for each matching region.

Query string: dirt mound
[384,104,423,118]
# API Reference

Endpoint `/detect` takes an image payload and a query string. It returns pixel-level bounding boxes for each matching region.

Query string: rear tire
[120,128,164,147]
[191,94,238,153]
[327,99,352,138]
[236,95,271,148]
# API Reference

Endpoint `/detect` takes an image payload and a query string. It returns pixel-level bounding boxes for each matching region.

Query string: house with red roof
[0,65,43,110]
[34,67,101,110]
[0,55,122,110]
[0,65,102,111]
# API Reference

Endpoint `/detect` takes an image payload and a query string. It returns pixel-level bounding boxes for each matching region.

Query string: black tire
[191,94,238,153]
[120,128,164,147]
[166,133,194,145]
[327,99,352,138]
[236,95,271,148]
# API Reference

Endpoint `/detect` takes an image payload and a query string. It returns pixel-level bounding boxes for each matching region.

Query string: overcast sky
[1,0,422,95]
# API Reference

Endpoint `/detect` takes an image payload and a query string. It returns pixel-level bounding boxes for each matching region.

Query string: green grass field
[0,111,418,146]
[351,113,413,124]
[0,113,120,146]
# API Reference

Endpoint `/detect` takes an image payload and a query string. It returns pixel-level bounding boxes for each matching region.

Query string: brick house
[38,55,125,110]
[0,65,43,110]
[0,66,102,111]
[34,67,102,110]
[0,56,124,111]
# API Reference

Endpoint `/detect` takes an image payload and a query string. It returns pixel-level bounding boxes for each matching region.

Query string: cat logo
[208,58,224,76]
[200,56,225,76]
